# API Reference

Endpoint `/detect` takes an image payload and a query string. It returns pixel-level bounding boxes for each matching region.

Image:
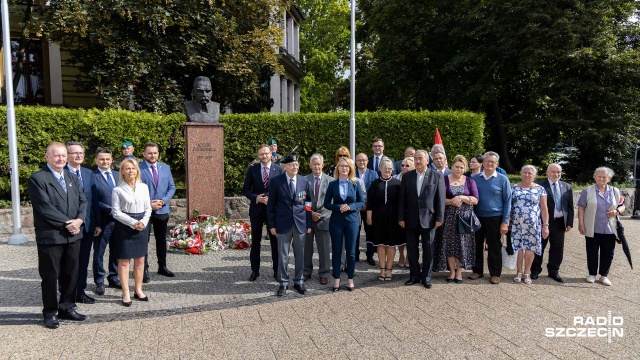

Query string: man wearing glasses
[368,138,394,176]
[65,141,96,304]
[355,153,378,265]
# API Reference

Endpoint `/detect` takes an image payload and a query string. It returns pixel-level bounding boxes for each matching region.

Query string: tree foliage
[297,0,351,112]
[43,0,288,113]
[357,0,640,181]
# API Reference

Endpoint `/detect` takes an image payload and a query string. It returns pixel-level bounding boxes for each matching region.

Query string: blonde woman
[112,159,152,306]
[324,157,365,291]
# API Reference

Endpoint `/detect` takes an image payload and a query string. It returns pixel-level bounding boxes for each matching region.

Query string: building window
[11,39,45,104]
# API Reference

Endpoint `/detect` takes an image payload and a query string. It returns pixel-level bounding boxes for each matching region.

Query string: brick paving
[0,217,639,359]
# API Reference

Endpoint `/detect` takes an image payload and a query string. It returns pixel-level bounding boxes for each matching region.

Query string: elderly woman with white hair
[510,165,549,284]
[577,167,625,286]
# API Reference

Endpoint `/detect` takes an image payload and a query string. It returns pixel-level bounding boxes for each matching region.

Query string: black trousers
[145,212,169,270]
[75,231,95,296]
[473,216,503,277]
[532,217,565,276]
[406,225,436,280]
[37,240,81,317]
[249,213,278,275]
[586,233,616,277]
[357,213,374,260]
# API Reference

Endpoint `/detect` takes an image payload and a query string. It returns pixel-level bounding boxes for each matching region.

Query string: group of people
[29,141,177,329]
[244,138,627,297]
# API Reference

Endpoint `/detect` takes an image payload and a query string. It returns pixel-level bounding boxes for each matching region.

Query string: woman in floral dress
[510,165,549,284]
[433,155,478,283]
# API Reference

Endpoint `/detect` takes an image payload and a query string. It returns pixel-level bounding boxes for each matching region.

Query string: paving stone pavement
[1,217,639,359]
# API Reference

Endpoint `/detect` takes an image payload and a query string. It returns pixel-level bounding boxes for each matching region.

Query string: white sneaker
[586,275,596,283]
[600,276,612,286]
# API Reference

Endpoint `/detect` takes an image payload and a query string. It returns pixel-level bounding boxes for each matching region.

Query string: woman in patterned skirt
[510,165,549,284]
[433,155,479,283]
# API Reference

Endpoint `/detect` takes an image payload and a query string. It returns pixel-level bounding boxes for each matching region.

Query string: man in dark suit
[242,144,284,281]
[355,153,378,265]
[267,154,312,297]
[532,163,574,282]
[28,142,88,329]
[91,147,121,294]
[303,153,333,284]
[368,138,394,176]
[431,148,452,176]
[140,142,177,281]
[393,147,416,175]
[398,149,446,289]
[64,141,96,304]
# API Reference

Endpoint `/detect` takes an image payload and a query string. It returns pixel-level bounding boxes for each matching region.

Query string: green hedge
[0,106,484,199]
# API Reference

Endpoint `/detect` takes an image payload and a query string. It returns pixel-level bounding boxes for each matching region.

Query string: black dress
[366,177,405,247]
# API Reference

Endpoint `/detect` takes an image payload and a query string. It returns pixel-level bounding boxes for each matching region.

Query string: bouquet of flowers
[169,213,251,254]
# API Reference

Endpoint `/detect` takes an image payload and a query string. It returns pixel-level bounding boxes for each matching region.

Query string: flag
[434,128,443,145]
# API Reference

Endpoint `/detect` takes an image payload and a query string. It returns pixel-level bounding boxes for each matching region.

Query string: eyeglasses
[356,159,367,162]
[401,164,411,167]
[338,165,350,169]
[68,152,85,156]
[372,145,383,148]
[337,154,348,158]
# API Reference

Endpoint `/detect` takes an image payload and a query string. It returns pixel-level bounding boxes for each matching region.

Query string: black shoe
[454,278,463,284]
[345,284,355,291]
[293,284,307,295]
[58,309,87,321]
[549,273,565,283]
[158,266,175,277]
[248,271,260,282]
[76,294,96,304]
[405,278,420,286]
[44,315,59,329]
[530,273,539,280]
[122,300,132,307]
[143,271,150,283]
[94,283,105,296]
[421,279,432,289]
[446,278,455,283]
[276,285,288,297]
[332,286,340,292]
[108,280,122,289]
[134,292,149,301]
[366,258,376,266]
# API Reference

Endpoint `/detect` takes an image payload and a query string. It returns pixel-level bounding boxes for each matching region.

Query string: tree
[297,0,350,112]
[43,0,288,113]
[357,0,640,180]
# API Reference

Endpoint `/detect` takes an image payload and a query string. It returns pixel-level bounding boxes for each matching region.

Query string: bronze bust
[184,76,220,123]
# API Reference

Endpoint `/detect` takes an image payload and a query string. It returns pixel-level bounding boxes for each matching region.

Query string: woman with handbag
[510,165,549,285]
[433,155,478,283]
[577,167,625,286]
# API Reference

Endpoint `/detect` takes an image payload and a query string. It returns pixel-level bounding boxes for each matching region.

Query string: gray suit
[304,173,334,278]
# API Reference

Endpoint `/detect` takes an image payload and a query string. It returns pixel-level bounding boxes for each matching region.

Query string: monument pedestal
[184,123,225,218]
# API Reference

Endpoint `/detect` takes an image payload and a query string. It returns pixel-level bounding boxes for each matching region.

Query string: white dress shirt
[416,169,426,196]
[112,181,152,228]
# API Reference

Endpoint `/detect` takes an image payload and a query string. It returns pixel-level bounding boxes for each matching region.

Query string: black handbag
[456,209,481,234]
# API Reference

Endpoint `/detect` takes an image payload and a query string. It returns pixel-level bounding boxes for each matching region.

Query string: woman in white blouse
[112,158,152,306]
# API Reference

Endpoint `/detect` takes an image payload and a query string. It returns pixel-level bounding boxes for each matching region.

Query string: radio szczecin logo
[545,311,623,343]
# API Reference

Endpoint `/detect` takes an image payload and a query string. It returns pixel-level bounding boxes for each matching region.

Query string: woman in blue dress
[510,165,549,284]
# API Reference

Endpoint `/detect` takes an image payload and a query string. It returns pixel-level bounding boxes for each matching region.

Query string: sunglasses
[337,154,348,158]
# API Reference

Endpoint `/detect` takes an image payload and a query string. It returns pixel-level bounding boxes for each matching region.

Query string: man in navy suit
[267,154,312,297]
[242,144,284,281]
[532,163,574,282]
[355,153,378,265]
[140,142,177,281]
[28,142,88,329]
[431,148,452,176]
[398,150,446,288]
[64,141,96,304]
[92,147,121,294]
[368,138,394,176]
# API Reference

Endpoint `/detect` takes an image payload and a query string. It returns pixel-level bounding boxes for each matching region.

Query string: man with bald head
[28,142,88,329]
[531,163,573,282]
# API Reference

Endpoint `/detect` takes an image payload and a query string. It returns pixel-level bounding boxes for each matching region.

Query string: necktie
[76,170,84,189]
[262,166,269,189]
[58,175,67,193]
[290,178,295,198]
[151,164,159,187]
[374,157,379,172]
[314,176,320,206]
[105,172,115,188]
[553,182,562,211]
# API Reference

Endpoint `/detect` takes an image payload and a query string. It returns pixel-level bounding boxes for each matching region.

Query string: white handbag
[501,234,517,270]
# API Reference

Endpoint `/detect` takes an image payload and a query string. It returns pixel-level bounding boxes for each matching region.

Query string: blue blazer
[356,168,378,191]
[242,162,284,218]
[66,165,95,233]
[267,173,312,234]
[92,168,119,229]
[324,179,365,224]
[139,161,176,215]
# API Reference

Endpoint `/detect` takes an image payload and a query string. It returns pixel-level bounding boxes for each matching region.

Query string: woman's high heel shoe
[523,274,532,285]
[514,273,523,283]
[122,300,132,307]
[134,292,149,301]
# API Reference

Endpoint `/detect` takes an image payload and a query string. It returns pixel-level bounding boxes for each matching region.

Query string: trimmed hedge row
[0,107,484,199]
